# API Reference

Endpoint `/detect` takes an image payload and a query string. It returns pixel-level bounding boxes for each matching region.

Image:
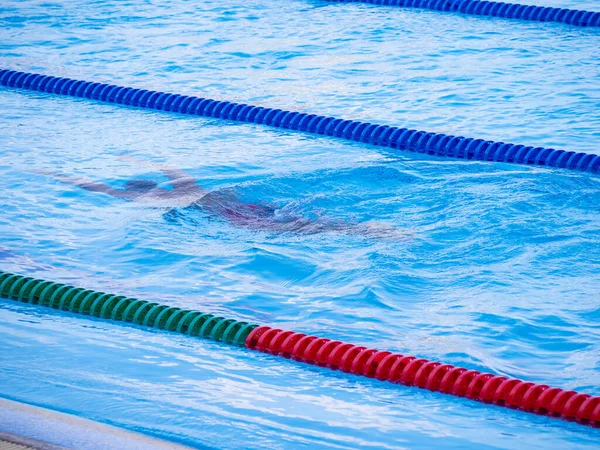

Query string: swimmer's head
[124,179,158,193]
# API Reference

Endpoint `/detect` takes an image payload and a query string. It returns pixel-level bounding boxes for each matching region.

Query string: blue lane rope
[1,69,599,174]
[325,0,600,27]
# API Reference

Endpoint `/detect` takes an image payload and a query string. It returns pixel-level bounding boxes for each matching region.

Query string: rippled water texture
[1,0,599,449]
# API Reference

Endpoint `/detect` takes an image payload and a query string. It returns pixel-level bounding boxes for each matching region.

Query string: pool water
[1,0,599,448]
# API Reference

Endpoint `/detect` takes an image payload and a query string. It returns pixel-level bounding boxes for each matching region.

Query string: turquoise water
[1,0,599,448]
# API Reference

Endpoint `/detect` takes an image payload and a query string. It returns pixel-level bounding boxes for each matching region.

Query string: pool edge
[0,397,193,450]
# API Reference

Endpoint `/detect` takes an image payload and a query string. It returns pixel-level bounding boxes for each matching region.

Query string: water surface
[0,0,599,448]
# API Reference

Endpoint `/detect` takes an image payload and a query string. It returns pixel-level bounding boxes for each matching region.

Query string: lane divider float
[1,270,598,427]
[1,69,599,175]
[325,0,600,27]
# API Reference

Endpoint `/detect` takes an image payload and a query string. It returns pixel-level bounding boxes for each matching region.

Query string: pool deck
[0,398,192,450]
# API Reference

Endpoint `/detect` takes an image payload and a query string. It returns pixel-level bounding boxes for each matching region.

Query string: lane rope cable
[1,270,598,428]
[1,69,599,175]
[325,0,600,27]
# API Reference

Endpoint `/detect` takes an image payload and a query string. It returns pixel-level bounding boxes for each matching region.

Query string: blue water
[1,0,599,449]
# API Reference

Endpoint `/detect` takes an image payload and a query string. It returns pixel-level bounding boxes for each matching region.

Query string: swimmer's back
[194,190,276,224]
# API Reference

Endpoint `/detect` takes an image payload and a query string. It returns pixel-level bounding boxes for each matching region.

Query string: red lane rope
[246,326,600,427]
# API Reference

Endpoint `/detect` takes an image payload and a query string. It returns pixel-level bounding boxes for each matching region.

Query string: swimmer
[39,157,411,239]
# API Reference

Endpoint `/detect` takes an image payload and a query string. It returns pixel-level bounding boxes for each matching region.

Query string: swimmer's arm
[37,171,137,200]
[118,155,204,194]
[77,179,136,199]
[160,168,203,191]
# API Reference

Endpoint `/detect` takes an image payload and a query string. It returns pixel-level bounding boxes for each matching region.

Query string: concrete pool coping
[0,398,193,450]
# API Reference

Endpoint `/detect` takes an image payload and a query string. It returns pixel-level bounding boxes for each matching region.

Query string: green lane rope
[0,271,256,347]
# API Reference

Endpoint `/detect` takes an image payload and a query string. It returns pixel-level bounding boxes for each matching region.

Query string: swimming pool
[1,0,599,448]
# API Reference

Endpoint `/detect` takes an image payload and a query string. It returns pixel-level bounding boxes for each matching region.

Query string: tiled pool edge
[0,430,68,450]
